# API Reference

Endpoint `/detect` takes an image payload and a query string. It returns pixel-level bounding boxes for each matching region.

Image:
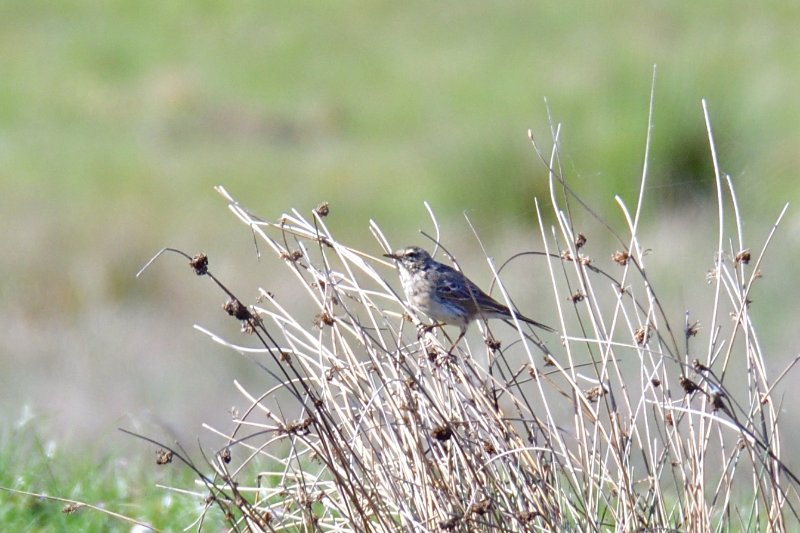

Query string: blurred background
[2,1,799,456]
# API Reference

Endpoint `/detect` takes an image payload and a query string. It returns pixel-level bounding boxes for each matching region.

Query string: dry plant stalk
[145,101,798,532]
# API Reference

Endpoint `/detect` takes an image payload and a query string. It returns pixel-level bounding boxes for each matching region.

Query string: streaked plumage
[384,246,553,337]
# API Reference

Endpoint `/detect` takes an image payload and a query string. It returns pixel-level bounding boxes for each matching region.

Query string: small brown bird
[384,246,553,343]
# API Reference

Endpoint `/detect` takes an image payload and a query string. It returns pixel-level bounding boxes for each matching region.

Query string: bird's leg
[446,327,468,356]
[417,322,444,339]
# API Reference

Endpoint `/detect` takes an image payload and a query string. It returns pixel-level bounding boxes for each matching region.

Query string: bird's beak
[383,253,399,260]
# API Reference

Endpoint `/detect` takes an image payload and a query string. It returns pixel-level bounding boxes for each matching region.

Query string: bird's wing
[432,265,555,331]
[432,269,495,306]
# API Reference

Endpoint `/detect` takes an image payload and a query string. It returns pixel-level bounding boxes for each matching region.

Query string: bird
[384,246,553,346]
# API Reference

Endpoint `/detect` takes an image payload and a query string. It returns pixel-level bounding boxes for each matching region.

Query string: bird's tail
[517,314,555,333]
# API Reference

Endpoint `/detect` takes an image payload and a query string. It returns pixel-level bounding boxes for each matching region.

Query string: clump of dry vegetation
[125,101,799,532]
[38,98,774,532]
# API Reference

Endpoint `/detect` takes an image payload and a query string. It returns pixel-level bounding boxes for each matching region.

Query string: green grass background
[2,1,799,528]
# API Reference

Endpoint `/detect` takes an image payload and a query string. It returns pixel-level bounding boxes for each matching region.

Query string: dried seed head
[426,346,439,361]
[313,311,335,328]
[734,249,751,265]
[711,392,725,412]
[485,335,501,351]
[223,299,253,321]
[584,385,607,402]
[280,249,304,262]
[315,201,330,217]
[482,440,497,454]
[284,417,313,436]
[634,326,649,346]
[679,376,700,395]
[156,449,173,465]
[612,250,629,266]
[431,424,453,442]
[686,321,701,337]
[471,498,491,516]
[220,447,232,464]
[189,253,209,275]
[567,290,585,303]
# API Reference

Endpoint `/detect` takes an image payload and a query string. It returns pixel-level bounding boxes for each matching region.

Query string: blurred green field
[2,1,799,527]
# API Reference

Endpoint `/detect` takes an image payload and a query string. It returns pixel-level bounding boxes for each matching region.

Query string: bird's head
[383,246,433,272]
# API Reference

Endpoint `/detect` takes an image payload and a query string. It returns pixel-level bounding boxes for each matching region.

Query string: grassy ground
[2,1,799,529]
[0,415,228,531]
